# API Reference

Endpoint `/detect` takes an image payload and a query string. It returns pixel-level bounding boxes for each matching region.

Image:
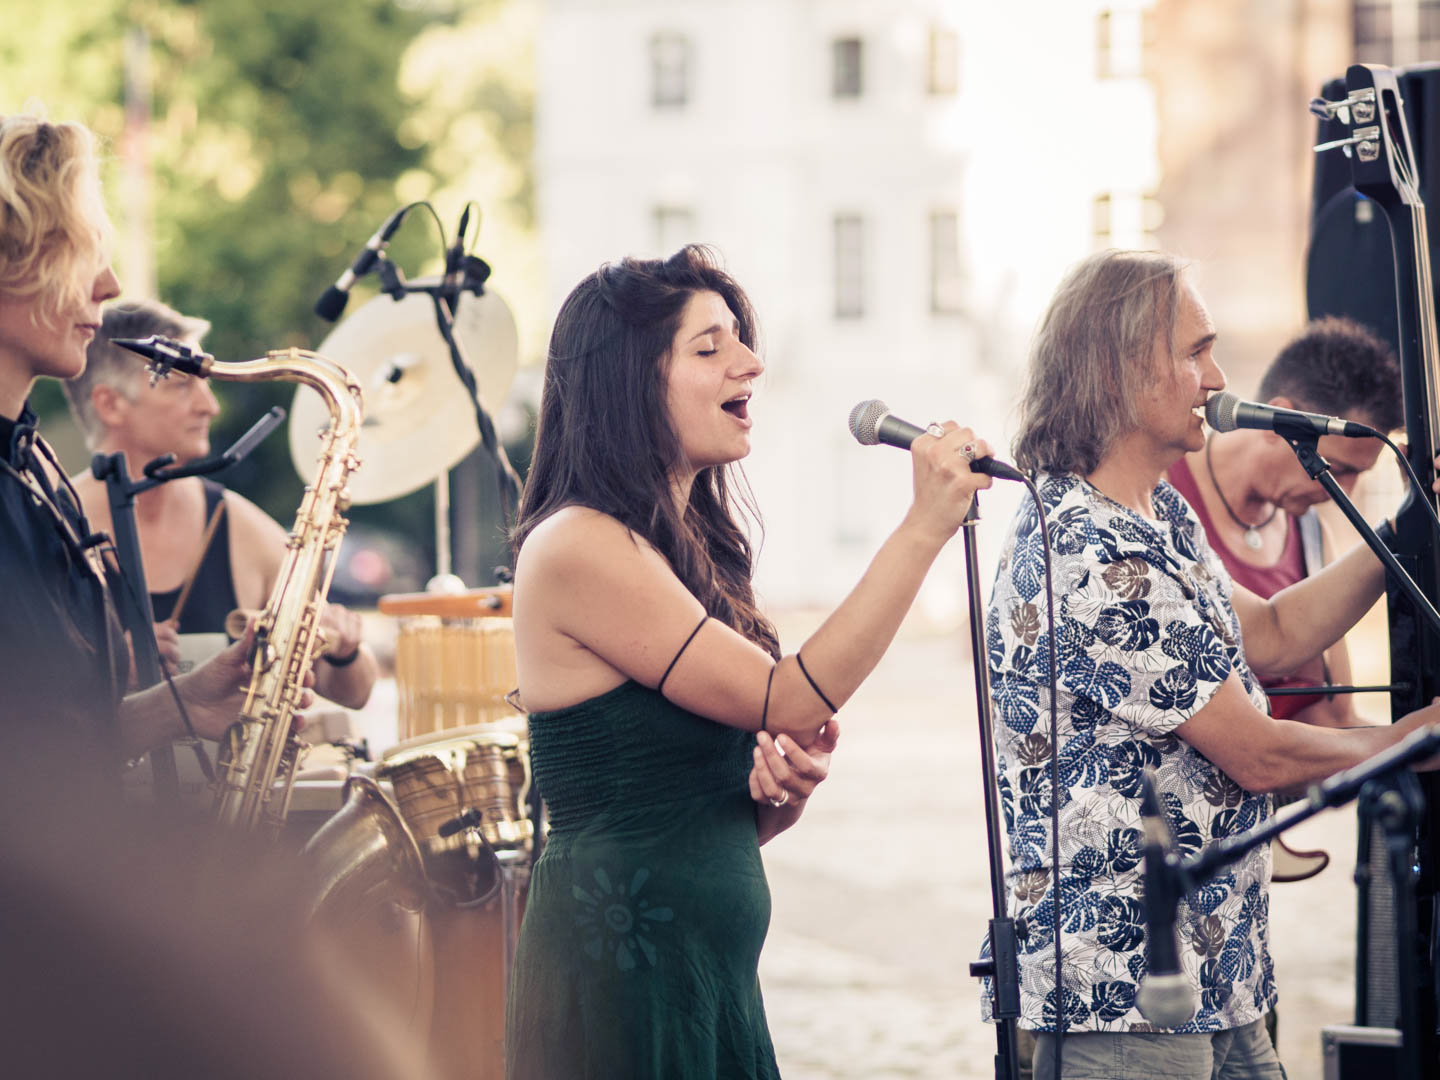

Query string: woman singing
[505,245,992,1077]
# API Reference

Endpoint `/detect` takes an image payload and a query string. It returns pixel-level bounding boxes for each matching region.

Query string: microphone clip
[113,335,214,382]
[461,254,492,294]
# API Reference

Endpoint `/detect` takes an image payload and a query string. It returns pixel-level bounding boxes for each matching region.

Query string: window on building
[928,27,960,96]
[832,37,864,98]
[1096,9,1144,79]
[653,205,695,256]
[651,32,691,108]
[930,209,965,314]
[1354,0,1440,65]
[1092,193,1113,247]
[1092,191,1163,249]
[834,213,865,318]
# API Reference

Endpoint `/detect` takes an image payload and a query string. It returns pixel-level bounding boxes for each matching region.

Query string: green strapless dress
[506,680,780,1079]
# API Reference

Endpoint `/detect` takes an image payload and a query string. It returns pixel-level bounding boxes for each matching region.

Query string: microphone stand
[1278,432,1440,1076]
[373,254,523,583]
[961,494,1022,1080]
[1146,724,1440,1080]
[1282,434,1440,636]
[91,407,287,798]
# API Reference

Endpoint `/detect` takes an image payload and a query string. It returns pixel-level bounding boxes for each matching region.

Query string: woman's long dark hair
[513,245,779,659]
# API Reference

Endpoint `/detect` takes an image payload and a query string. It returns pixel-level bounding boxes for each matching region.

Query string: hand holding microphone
[849,399,1025,480]
[850,399,1021,542]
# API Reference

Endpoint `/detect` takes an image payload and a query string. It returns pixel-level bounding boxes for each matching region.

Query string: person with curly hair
[505,244,994,1078]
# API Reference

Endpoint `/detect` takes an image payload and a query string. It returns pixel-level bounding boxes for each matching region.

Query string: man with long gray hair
[983,249,1439,1079]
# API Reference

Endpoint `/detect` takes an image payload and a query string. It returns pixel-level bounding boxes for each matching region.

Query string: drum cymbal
[290,282,519,505]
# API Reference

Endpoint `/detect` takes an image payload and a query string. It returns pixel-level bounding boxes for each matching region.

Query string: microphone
[848,399,1025,481]
[444,205,471,298]
[314,206,410,321]
[438,808,484,839]
[1135,771,1197,1029]
[1204,391,1377,439]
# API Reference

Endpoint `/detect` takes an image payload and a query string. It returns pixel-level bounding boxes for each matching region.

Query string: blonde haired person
[0,112,262,760]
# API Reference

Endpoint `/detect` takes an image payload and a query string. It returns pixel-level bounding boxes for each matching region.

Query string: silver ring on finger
[959,442,978,462]
[768,790,790,808]
[925,422,946,439]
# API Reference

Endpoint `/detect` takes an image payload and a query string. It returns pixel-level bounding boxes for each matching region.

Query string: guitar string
[1385,105,1440,488]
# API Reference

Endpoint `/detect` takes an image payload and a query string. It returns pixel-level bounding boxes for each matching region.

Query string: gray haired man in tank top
[62,298,378,709]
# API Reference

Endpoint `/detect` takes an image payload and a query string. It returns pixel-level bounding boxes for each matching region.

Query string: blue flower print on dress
[574,866,674,971]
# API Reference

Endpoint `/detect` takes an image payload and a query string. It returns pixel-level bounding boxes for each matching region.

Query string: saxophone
[134,339,365,833]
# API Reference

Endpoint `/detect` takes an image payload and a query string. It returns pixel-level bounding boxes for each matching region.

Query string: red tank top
[1167,456,1324,719]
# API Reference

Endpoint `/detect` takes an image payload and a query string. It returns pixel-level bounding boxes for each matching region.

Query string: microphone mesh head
[848,399,889,445]
[1204,392,1240,433]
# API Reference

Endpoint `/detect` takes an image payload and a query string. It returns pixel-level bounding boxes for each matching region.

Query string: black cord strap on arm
[794,651,839,714]
[657,615,708,696]
[761,664,777,733]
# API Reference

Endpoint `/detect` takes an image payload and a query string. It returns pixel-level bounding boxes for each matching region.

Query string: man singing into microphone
[985,250,1440,1079]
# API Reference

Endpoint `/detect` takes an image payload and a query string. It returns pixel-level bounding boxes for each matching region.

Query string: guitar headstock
[1311,63,1422,211]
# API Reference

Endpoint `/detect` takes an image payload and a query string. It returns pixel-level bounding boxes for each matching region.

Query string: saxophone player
[61,298,378,709]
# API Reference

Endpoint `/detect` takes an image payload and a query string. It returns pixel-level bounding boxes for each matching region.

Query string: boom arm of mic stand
[959,496,1022,1080]
[1167,724,1440,890]
[131,407,289,494]
[1283,435,1440,636]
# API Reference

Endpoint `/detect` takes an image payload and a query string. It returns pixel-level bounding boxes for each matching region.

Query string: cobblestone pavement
[757,620,1362,1080]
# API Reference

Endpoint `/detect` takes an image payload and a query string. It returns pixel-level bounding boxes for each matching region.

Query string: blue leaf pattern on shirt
[1149,665,1199,711]
[1162,621,1232,684]
[982,473,1274,1034]
[1095,600,1161,652]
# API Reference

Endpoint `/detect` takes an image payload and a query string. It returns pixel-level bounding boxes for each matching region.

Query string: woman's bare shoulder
[519,506,653,571]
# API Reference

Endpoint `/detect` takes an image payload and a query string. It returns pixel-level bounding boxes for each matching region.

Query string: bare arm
[515,424,992,743]
[117,627,313,757]
[313,602,379,709]
[1287,641,1362,728]
[1174,672,1438,793]
[750,722,839,844]
[225,492,377,708]
[1230,535,1384,677]
[1276,518,1361,728]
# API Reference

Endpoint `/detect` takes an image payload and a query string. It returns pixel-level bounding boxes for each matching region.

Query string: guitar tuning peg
[1308,96,1351,125]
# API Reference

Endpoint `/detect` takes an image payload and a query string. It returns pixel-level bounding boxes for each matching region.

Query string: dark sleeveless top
[506,680,779,1079]
[1168,456,1324,719]
[0,403,128,744]
[149,479,239,636]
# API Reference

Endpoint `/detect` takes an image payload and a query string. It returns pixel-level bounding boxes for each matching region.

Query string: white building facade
[537,0,1159,616]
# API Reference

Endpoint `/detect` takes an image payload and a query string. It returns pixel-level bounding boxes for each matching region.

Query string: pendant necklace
[1204,434,1277,550]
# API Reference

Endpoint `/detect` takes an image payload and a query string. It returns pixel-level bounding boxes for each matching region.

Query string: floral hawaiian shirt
[982,473,1276,1033]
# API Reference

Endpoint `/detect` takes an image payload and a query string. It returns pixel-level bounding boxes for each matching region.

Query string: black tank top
[149,479,241,636]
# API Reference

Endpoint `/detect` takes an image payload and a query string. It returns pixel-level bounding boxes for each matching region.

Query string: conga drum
[374,727,532,1080]
[381,587,521,741]
[376,586,531,1080]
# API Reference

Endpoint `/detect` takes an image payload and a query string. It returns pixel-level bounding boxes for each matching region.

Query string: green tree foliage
[1,0,537,583]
